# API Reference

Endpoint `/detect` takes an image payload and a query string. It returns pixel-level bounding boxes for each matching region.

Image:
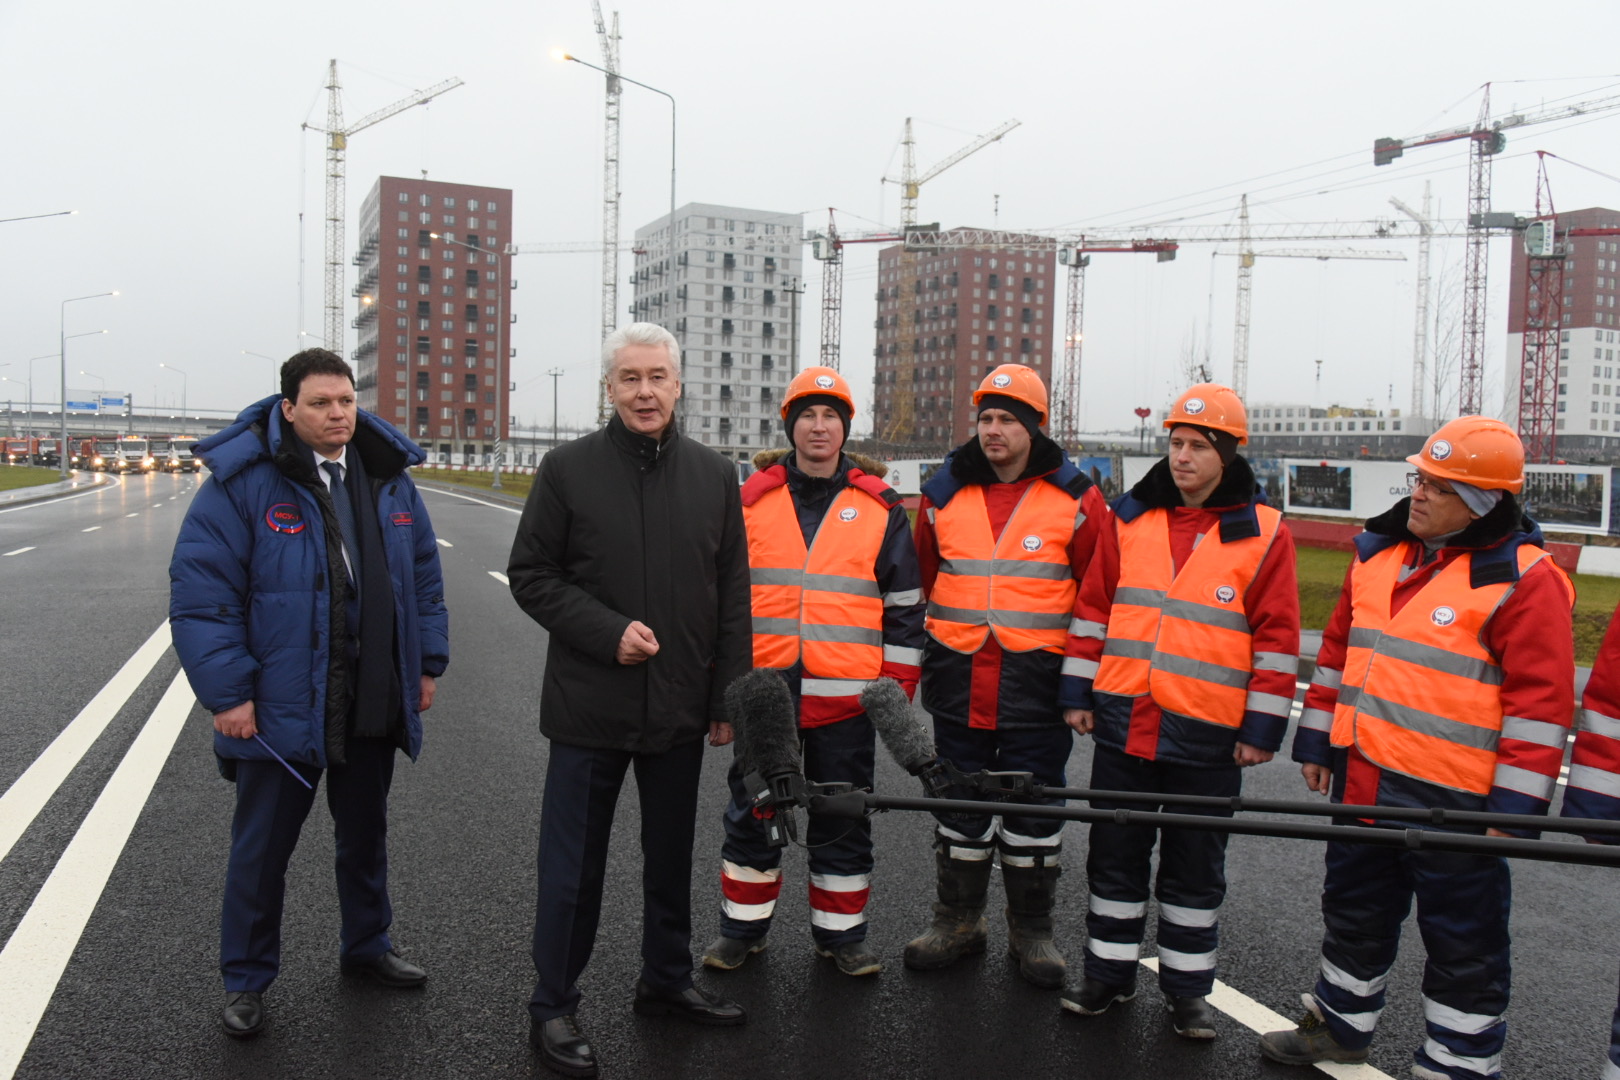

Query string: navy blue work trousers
[1082,744,1242,998]
[220,737,397,993]
[529,737,705,1023]
[930,719,1071,841]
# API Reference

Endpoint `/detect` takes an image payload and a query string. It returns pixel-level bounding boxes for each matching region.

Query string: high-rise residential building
[873,233,1057,453]
[352,176,514,460]
[629,202,803,461]
[1506,205,1620,455]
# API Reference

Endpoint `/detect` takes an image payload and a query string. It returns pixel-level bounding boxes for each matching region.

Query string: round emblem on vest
[264,503,306,534]
[992,373,1012,388]
[1021,534,1043,551]
[839,507,858,522]
[1214,584,1236,604]
[1183,397,1206,415]
[1429,439,1453,461]
[815,374,836,389]
[1430,605,1457,627]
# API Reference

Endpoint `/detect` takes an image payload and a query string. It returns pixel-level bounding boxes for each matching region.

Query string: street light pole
[160,363,189,436]
[60,291,115,481]
[561,52,679,324]
[244,351,281,396]
[549,367,565,449]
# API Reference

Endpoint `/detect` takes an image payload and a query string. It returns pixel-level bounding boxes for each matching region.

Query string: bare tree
[1181,321,1210,386]
[1427,260,1464,423]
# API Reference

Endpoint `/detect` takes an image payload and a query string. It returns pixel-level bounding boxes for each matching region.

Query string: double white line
[0,621,195,1079]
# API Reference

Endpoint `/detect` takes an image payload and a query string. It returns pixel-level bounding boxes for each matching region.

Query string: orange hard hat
[781,366,856,421]
[1406,416,1524,493]
[1164,383,1249,444]
[972,364,1049,426]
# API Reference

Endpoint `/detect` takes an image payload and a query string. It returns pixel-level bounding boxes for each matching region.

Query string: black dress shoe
[341,950,427,987]
[222,991,265,1038]
[530,1015,598,1078]
[631,979,746,1026]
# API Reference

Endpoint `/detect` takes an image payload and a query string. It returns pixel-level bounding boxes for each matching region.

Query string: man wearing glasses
[1261,416,1574,1080]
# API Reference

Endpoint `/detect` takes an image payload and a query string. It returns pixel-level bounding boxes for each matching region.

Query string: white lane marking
[0,481,115,516]
[81,526,100,533]
[488,571,509,585]
[124,513,138,518]
[2,547,35,557]
[0,622,172,866]
[420,485,521,515]
[0,668,194,1079]
[151,503,163,509]
[437,538,453,548]
[1138,958,1394,1079]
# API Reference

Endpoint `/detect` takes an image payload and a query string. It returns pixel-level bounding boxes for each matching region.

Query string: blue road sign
[99,396,126,407]
[66,400,99,411]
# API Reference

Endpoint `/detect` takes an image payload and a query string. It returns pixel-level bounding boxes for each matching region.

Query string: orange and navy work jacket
[1292,517,1575,821]
[742,462,924,726]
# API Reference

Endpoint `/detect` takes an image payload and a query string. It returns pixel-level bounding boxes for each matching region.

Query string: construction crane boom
[303,60,464,356]
[1390,185,1433,424]
[1374,82,1620,414]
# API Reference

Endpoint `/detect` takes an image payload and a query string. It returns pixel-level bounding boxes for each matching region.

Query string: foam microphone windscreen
[862,677,936,774]
[726,668,801,779]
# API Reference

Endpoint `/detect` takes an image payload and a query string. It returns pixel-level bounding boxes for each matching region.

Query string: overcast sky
[4,0,1618,439]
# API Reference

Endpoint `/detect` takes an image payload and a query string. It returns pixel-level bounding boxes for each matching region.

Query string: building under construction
[873,231,1057,453]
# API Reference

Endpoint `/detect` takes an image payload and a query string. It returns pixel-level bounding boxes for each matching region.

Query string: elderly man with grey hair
[509,322,753,1077]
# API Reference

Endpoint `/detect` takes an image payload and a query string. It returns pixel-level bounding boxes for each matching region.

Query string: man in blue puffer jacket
[169,349,449,1038]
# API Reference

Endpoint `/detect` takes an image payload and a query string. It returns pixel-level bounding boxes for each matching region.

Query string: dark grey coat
[507,414,751,753]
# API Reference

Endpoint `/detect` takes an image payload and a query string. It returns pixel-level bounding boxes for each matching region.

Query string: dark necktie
[321,460,360,582]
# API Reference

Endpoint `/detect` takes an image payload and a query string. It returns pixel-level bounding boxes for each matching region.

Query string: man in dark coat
[170,349,449,1039]
[509,322,753,1078]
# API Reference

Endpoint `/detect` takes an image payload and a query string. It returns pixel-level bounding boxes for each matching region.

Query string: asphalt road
[1,472,1616,1080]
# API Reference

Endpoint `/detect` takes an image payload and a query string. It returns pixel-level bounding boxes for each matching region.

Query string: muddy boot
[903,841,992,971]
[1003,861,1067,990]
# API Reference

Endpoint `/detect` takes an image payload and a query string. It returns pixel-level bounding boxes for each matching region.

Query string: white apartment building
[630,202,804,461]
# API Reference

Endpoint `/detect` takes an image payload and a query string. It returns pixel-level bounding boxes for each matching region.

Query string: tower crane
[1514,152,1620,463]
[1389,183,1433,423]
[1219,195,1407,399]
[303,60,463,356]
[1373,82,1620,413]
[872,118,1019,443]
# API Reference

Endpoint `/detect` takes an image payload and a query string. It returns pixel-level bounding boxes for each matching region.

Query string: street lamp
[160,363,189,436]
[430,230,512,489]
[60,291,116,480]
[558,50,678,280]
[244,351,281,396]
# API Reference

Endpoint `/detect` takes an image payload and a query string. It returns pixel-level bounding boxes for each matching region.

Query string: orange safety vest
[925,481,1079,655]
[745,481,888,679]
[1329,542,1573,795]
[1092,505,1283,728]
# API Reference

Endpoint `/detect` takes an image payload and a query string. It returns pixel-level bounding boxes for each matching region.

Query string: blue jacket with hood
[169,394,449,768]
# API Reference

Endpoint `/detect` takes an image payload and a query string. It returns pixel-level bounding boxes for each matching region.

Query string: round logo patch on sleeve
[265,503,306,534]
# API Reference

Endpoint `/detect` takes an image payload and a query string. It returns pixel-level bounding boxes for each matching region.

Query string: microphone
[861,677,953,801]
[726,668,805,846]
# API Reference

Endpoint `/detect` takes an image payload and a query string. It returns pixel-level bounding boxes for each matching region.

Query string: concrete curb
[0,472,114,508]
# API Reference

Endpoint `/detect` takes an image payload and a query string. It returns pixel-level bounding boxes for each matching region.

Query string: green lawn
[1293,542,1617,665]
[410,467,532,502]
[0,466,63,492]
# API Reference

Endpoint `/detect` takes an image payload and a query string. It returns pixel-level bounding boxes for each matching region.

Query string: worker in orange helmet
[1061,382,1300,1039]
[1261,416,1574,1079]
[702,366,925,977]
[906,363,1110,990]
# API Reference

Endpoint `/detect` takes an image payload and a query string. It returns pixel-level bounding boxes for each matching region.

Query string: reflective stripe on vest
[1092,504,1282,728]
[1329,542,1573,795]
[925,480,1079,654]
[745,482,888,678]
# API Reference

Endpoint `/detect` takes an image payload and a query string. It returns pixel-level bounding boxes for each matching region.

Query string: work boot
[701,935,766,971]
[1257,994,1370,1066]
[1060,975,1137,1016]
[1167,994,1218,1040]
[1001,861,1066,990]
[815,940,883,977]
[903,843,992,971]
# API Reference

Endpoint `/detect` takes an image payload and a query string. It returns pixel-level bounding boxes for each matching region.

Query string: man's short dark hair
[281,349,355,403]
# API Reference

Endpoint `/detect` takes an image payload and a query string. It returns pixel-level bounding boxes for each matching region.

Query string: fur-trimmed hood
[752,447,888,479]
